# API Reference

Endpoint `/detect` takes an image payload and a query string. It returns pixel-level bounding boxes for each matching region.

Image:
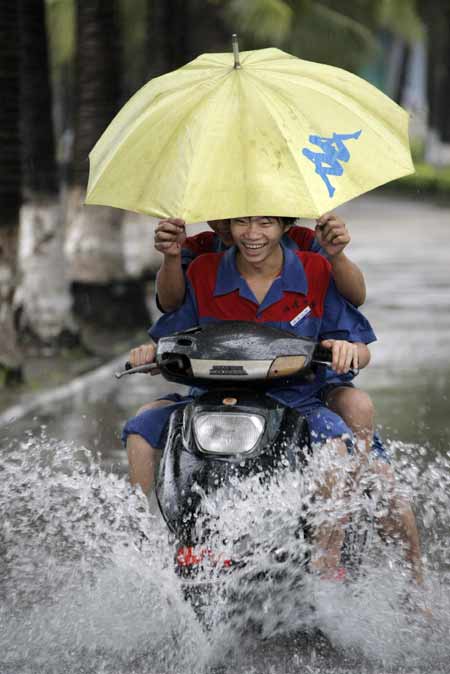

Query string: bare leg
[128,434,160,495]
[326,387,424,585]
[311,438,350,575]
[325,386,374,459]
[356,448,424,586]
[127,399,173,495]
[388,496,424,586]
[370,461,424,585]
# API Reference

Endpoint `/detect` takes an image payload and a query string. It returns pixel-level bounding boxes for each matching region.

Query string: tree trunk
[419,1,450,162]
[0,1,23,380]
[20,0,57,197]
[67,0,124,283]
[147,0,230,75]
[67,1,150,331]
[161,0,190,70]
[442,33,450,144]
[0,226,22,380]
[184,0,230,60]
[17,0,79,349]
[394,43,411,106]
[17,197,79,349]
[65,186,126,284]
[145,0,168,78]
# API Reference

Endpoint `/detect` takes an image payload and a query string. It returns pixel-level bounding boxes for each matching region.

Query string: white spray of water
[0,432,208,674]
[1,431,450,674]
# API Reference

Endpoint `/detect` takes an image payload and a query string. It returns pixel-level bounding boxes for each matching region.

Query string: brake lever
[312,359,359,377]
[115,362,160,379]
[115,356,185,380]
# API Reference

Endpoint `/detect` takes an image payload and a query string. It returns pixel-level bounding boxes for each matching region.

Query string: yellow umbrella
[86,40,414,222]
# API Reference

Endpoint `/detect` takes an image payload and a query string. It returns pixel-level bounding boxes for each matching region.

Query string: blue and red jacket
[150,242,375,410]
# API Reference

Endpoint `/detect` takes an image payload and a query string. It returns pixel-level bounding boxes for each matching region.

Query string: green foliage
[286,2,378,71]
[45,0,149,93]
[220,0,377,69]
[45,0,75,68]
[225,0,294,44]
[219,0,423,72]
[118,0,148,92]
[376,0,424,43]
[312,3,376,48]
[394,163,450,197]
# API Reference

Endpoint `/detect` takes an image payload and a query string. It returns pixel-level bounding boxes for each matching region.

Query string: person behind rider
[124,215,423,582]
[154,213,378,462]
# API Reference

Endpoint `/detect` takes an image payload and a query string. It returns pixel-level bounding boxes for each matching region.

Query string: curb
[0,354,125,428]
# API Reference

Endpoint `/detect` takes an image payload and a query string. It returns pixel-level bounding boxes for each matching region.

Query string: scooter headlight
[192,412,265,455]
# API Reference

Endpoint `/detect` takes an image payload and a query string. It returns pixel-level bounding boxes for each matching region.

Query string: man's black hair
[281,217,297,227]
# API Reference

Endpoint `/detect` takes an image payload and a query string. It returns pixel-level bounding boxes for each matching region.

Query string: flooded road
[340,193,450,451]
[1,192,450,674]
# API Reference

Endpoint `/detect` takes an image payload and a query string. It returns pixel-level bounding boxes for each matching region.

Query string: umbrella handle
[232,34,241,69]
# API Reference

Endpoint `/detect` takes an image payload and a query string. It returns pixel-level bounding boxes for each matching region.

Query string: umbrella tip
[232,34,241,69]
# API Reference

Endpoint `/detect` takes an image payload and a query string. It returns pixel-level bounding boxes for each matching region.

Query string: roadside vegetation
[396,163,450,198]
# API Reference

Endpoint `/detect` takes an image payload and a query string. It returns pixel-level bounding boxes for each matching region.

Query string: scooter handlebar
[115,361,161,379]
[115,347,358,380]
[115,355,185,380]
[312,345,359,377]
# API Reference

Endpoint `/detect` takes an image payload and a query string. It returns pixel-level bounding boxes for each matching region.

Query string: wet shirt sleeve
[150,280,200,341]
[309,237,328,258]
[181,246,197,272]
[287,225,327,258]
[155,247,196,313]
[319,278,376,344]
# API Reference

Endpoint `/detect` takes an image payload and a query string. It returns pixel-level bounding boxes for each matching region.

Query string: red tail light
[176,546,233,568]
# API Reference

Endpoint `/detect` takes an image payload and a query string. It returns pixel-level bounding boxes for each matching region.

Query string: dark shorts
[318,382,389,462]
[122,393,192,450]
[122,394,354,452]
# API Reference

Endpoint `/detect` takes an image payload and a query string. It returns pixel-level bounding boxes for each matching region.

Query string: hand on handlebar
[320,339,359,375]
[129,343,156,368]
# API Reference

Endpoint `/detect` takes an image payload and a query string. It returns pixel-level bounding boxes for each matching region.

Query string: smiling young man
[154,215,365,312]
[127,215,424,584]
[153,214,380,463]
[135,216,373,430]
[126,215,377,576]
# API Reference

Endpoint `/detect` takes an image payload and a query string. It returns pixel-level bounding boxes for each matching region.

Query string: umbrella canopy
[86,46,414,222]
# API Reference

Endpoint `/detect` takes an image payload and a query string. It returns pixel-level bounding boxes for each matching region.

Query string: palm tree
[418,0,450,161]
[65,0,129,326]
[66,0,152,331]
[145,0,230,76]
[0,0,23,382]
[17,0,78,349]
[221,0,422,73]
[185,0,230,59]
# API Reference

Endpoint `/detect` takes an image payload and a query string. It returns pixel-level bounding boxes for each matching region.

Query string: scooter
[116,322,362,625]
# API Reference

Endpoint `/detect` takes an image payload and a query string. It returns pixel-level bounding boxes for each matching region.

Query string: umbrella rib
[250,66,410,161]
[247,68,412,205]
[133,71,232,214]
[91,69,231,197]
[177,72,240,220]
[245,74,324,215]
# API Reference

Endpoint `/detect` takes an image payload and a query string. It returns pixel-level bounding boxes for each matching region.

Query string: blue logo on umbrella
[302,130,362,197]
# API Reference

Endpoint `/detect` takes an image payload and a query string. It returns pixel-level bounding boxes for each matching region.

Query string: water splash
[0,430,207,674]
[1,431,450,674]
